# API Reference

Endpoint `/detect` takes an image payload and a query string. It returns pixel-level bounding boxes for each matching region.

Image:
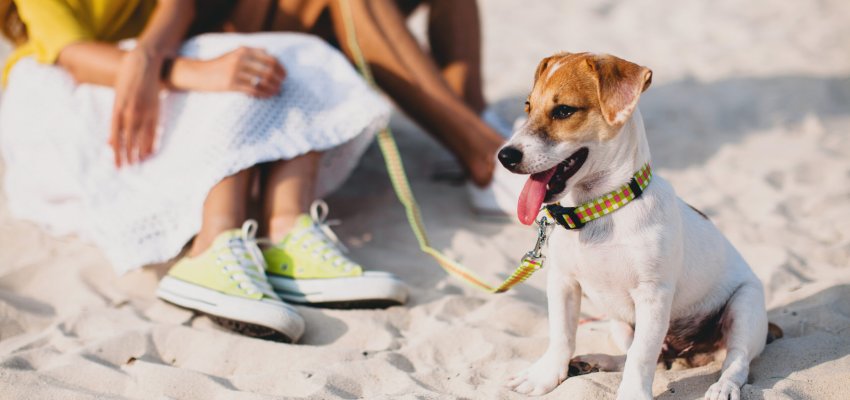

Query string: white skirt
[0,33,390,274]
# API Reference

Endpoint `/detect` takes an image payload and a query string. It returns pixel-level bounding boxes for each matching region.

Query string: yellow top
[2,0,156,85]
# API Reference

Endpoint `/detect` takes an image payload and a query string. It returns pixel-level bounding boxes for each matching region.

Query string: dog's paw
[505,352,571,396]
[704,379,741,400]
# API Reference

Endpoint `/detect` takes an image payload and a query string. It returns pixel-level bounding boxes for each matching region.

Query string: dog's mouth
[517,147,589,225]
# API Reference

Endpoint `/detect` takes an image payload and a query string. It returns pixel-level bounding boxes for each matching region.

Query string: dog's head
[500,52,652,225]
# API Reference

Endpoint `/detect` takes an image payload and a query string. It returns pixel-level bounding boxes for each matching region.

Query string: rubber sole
[156,276,305,342]
[266,271,408,308]
[207,316,293,343]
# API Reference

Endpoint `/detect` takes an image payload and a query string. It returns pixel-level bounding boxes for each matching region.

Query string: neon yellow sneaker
[157,221,305,342]
[263,201,408,308]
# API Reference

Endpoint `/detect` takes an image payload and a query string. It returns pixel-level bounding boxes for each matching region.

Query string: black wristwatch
[160,57,176,82]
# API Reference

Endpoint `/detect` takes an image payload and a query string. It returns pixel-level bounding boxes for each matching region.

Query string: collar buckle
[545,204,586,230]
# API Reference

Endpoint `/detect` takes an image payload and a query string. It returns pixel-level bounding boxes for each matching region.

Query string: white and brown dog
[499,53,779,400]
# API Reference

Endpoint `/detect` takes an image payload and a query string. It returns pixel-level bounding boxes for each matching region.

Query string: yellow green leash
[338,0,545,293]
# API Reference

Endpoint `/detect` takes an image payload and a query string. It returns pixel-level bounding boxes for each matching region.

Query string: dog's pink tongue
[517,167,557,225]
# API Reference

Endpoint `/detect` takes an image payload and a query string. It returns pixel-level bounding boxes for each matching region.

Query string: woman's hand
[109,48,162,167]
[170,47,286,97]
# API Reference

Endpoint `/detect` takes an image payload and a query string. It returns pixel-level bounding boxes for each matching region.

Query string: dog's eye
[524,101,531,113]
[551,105,578,120]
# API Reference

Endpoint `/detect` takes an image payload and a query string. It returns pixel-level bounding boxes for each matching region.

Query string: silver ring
[251,75,261,88]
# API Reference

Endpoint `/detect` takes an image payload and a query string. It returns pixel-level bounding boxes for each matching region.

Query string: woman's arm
[58,0,194,167]
[57,0,194,86]
[54,1,285,166]
[56,43,286,93]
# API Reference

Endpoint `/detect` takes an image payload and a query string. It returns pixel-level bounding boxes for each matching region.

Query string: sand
[1,0,849,398]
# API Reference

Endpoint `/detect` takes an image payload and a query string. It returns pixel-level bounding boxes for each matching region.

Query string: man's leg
[326,0,501,186]
[243,0,502,186]
[423,0,486,113]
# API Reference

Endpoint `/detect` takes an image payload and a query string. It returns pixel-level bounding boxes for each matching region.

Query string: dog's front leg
[506,267,581,395]
[616,283,674,400]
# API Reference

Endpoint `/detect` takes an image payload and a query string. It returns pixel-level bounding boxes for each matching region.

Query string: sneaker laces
[290,200,357,271]
[218,220,278,299]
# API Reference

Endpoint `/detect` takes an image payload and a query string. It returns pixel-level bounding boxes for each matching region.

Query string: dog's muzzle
[498,146,523,171]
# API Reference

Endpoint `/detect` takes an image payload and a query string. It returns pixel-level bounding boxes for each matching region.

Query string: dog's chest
[547,233,646,322]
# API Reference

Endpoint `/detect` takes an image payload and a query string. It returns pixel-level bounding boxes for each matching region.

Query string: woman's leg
[189,167,255,256]
[263,152,321,243]
[163,165,306,342]
[258,151,408,306]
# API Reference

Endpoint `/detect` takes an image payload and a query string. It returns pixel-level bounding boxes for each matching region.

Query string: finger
[139,105,158,161]
[254,60,285,87]
[265,57,286,84]
[245,50,285,82]
[140,117,157,161]
[256,73,282,96]
[123,126,134,166]
[242,59,283,93]
[110,111,123,168]
[236,72,275,98]
[233,77,265,98]
[245,64,283,96]
[124,121,136,165]
[124,111,143,165]
[246,48,275,66]
[272,60,286,82]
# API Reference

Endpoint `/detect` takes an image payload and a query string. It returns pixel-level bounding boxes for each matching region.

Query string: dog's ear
[587,54,652,126]
[533,53,569,86]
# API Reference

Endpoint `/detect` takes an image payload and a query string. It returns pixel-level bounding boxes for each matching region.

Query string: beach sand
[2,0,849,398]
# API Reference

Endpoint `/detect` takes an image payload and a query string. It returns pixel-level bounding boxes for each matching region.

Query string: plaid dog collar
[544,163,652,230]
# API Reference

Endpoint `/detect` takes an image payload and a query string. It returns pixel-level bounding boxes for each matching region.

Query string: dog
[499,53,778,400]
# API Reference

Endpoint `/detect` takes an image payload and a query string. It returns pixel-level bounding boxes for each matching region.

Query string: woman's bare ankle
[268,215,299,244]
[189,216,244,257]
[189,233,217,257]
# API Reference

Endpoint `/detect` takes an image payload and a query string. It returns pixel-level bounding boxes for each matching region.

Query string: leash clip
[521,216,554,270]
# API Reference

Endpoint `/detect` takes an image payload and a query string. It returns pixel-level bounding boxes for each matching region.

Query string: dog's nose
[498,146,523,169]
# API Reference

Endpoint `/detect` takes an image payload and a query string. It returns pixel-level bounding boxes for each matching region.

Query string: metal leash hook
[520,215,555,270]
